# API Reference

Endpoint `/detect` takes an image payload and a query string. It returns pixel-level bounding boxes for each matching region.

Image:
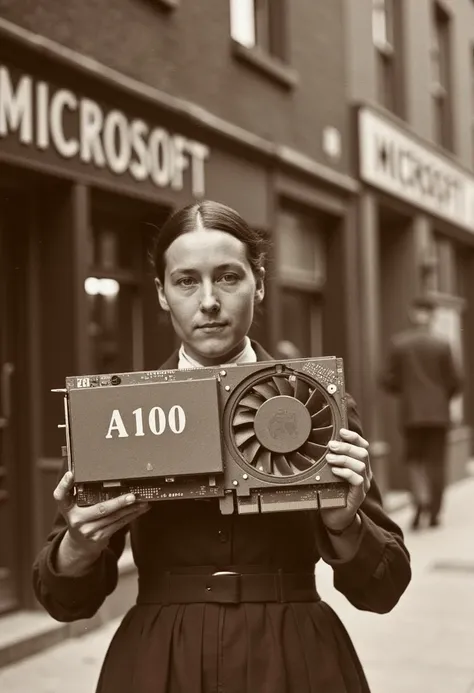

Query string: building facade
[0,0,360,623]
[2,0,474,642]
[345,0,474,492]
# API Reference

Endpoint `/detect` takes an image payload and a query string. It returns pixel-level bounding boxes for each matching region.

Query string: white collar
[178,337,257,370]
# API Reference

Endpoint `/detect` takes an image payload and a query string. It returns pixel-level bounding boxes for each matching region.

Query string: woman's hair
[151,200,268,283]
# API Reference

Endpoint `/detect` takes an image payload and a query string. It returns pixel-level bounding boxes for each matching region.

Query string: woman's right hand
[53,471,150,573]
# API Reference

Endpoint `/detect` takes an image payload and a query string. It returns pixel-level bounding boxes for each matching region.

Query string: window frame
[230,0,287,59]
[230,0,297,89]
[372,0,394,53]
[372,0,404,117]
[430,1,453,150]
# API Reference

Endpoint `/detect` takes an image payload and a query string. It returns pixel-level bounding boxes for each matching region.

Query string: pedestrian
[380,296,463,530]
[33,200,411,693]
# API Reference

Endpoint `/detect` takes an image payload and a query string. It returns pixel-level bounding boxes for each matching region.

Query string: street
[1,477,473,693]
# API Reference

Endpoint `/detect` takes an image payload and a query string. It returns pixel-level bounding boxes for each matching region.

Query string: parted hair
[151,200,269,283]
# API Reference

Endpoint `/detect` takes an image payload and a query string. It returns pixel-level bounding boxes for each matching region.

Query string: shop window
[431,2,453,150]
[276,208,326,358]
[372,0,403,116]
[230,0,287,61]
[86,220,144,375]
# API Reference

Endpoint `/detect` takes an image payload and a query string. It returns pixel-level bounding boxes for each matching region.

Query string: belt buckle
[209,571,241,604]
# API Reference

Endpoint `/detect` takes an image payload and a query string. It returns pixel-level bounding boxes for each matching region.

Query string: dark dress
[33,344,411,693]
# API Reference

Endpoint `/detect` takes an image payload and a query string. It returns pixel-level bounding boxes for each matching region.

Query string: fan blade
[311,405,332,427]
[234,425,256,448]
[305,388,326,414]
[302,441,327,460]
[293,377,310,403]
[273,453,294,476]
[238,393,263,410]
[309,425,333,445]
[233,408,256,427]
[253,381,279,400]
[242,438,262,464]
[288,451,313,471]
[255,449,272,474]
[272,376,294,396]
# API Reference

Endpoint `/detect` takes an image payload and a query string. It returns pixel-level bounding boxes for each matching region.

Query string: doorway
[0,196,21,613]
[378,205,416,490]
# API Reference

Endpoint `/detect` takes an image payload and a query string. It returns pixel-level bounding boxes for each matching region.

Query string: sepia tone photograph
[1,1,474,691]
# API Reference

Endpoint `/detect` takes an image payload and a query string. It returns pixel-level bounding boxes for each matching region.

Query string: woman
[33,200,411,693]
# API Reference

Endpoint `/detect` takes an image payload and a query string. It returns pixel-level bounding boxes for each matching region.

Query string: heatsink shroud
[58,357,349,514]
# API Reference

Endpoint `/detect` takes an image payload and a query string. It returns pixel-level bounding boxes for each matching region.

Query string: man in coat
[380,296,463,530]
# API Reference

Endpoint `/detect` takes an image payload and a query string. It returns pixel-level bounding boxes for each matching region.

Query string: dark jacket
[32,344,411,693]
[380,327,462,429]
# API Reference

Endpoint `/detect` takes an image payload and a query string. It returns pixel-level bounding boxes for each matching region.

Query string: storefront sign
[0,64,209,197]
[359,108,474,231]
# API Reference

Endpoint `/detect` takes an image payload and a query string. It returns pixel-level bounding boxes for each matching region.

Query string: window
[431,2,453,150]
[230,0,255,48]
[372,0,403,115]
[372,0,394,48]
[230,0,286,60]
[276,208,326,357]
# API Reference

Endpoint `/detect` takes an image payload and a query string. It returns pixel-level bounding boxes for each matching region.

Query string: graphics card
[54,357,349,514]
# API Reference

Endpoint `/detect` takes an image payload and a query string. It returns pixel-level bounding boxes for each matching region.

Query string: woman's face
[156,229,265,365]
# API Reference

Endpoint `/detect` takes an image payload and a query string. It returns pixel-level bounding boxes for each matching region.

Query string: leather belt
[137,570,320,605]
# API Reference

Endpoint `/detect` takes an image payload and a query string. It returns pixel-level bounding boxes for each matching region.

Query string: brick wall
[0,0,349,171]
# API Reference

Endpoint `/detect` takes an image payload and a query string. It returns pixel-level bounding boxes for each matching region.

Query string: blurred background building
[346,0,474,494]
[0,0,474,651]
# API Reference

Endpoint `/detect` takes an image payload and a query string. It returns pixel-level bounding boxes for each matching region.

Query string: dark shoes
[411,506,423,530]
[410,506,441,531]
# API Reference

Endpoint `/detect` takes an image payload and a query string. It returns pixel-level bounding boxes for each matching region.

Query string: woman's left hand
[320,428,373,533]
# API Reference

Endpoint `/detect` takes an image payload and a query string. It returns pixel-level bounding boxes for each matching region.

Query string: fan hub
[253,395,312,454]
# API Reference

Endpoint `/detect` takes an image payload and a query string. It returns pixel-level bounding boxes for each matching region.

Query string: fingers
[339,427,373,480]
[53,473,144,521]
[78,493,142,523]
[330,465,365,487]
[327,429,372,492]
[75,502,150,535]
[97,507,149,541]
[73,503,150,544]
[339,428,369,449]
[53,471,76,513]
[327,453,366,476]
[331,429,369,456]
[328,441,369,465]
[328,429,373,477]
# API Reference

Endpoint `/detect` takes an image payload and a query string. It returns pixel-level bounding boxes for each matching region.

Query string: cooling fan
[220,360,348,514]
[231,371,333,478]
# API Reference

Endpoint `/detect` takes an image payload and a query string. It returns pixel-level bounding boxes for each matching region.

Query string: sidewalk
[1,478,473,693]
[317,476,474,693]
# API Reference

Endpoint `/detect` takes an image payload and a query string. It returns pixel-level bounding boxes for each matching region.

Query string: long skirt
[96,600,370,693]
